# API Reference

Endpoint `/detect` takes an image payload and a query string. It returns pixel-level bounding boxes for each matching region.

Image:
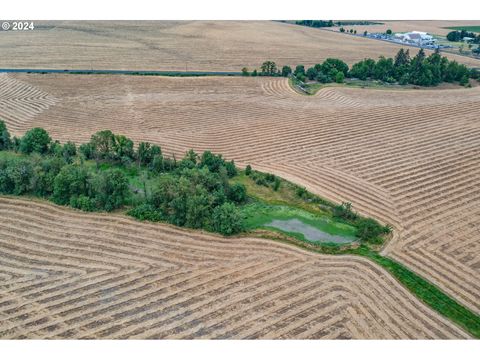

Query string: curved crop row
[0,197,467,339]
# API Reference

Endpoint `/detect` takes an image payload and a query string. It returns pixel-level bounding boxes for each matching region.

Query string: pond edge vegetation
[1,122,479,337]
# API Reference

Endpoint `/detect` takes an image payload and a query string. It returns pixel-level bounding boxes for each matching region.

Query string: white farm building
[394,31,436,46]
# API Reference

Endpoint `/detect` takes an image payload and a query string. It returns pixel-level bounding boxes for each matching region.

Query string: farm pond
[241,203,358,245]
[265,218,356,244]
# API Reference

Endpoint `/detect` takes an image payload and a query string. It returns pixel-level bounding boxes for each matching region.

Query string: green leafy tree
[281,65,292,77]
[349,58,376,80]
[409,49,431,86]
[199,151,226,174]
[70,195,96,212]
[49,140,63,157]
[225,160,237,177]
[335,71,345,83]
[184,149,198,165]
[53,164,90,205]
[31,156,66,196]
[333,202,357,221]
[185,190,213,229]
[0,120,11,150]
[394,49,410,67]
[228,183,247,203]
[62,141,77,163]
[306,67,318,80]
[260,61,278,76]
[79,142,95,160]
[386,29,392,35]
[91,168,129,211]
[320,58,349,77]
[113,134,135,162]
[241,67,249,76]
[316,72,332,83]
[446,29,480,43]
[460,75,469,86]
[20,128,51,154]
[374,56,395,81]
[245,164,252,176]
[137,142,161,167]
[1,159,34,195]
[273,177,281,191]
[425,51,444,85]
[90,130,116,164]
[446,31,462,42]
[356,217,387,242]
[294,65,305,77]
[211,202,244,235]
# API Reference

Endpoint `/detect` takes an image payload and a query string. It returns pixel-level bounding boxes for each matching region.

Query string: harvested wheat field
[331,20,480,37]
[0,197,469,339]
[0,21,479,71]
[1,73,479,322]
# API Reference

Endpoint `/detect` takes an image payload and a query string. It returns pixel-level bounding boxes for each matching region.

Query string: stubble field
[0,197,468,339]
[0,73,479,339]
[0,20,479,71]
[331,20,480,36]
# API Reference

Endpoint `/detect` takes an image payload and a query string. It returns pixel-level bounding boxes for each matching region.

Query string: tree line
[446,30,480,43]
[242,48,479,87]
[0,121,245,235]
[0,121,393,243]
[294,20,381,28]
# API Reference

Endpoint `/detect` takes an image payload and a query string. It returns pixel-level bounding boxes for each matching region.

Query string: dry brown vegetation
[0,74,480,338]
[0,197,469,339]
[332,20,480,36]
[1,73,479,331]
[0,21,479,71]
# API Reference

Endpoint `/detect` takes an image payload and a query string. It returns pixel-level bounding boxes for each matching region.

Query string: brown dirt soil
[0,197,469,339]
[0,21,479,71]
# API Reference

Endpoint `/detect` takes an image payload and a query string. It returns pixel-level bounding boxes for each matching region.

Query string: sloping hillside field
[0,21,479,71]
[0,73,479,338]
[331,20,480,36]
[0,197,468,339]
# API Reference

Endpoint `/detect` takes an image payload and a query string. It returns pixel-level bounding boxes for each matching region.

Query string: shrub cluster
[333,202,392,243]
[0,152,129,212]
[246,167,280,191]
[294,185,334,207]
[296,58,349,83]
[128,162,245,235]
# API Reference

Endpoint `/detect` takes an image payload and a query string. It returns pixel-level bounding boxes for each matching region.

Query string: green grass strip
[349,246,480,338]
[255,232,480,338]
